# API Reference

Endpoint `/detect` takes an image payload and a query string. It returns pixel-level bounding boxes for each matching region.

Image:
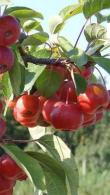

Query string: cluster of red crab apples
[0,15,20,74]
[8,63,110,131]
[0,154,27,195]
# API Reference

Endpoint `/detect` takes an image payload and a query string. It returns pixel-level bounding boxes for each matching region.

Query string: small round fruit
[0,15,20,46]
[0,100,3,113]
[0,118,6,138]
[15,95,40,117]
[55,80,77,102]
[0,46,14,74]
[0,154,26,180]
[50,102,84,130]
[0,175,14,193]
[42,99,56,123]
[0,188,13,195]
[78,83,109,114]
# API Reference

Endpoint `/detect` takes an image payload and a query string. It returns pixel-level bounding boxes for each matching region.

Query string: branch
[18,46,72,66]
[0,138,39,144]
[24,55,70,66]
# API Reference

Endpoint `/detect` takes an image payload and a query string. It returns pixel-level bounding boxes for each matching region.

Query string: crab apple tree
[0,0,110,195]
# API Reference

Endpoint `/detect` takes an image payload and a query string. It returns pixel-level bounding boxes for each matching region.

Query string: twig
[0,138,39,144]
[74,19,88,48]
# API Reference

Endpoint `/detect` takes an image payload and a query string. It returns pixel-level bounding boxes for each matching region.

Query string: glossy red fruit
[0,154,26,180]
[15,95,40,117]
[50,102,84,130]
[42,99,56,123]
[0,188,13,195]
[0,100,3,113]
[0,175,14,194]
[0,15,20,46]
[13,107,39,123]
[0,46,14,74]
[0,118,6,138]
[17,172,27,181]
[55,80,77,102]
[78,83,109,114]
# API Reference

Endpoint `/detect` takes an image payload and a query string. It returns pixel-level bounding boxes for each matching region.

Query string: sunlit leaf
[83,0,110,18]
[59,3,83,21]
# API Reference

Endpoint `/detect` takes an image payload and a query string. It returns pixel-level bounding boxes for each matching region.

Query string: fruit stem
[74,19,89,48]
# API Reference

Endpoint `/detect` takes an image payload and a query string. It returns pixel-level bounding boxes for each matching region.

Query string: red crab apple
[0,15,20,46]
[0,46,14,74]
[0,154,27,180]
[0,175,14,194]
[0,100,3,113]
[0,118,6,138]
[49,101,84,130]
[55,80,77,102]
[0,188,13,195]
[14,95,40,117]
[77,83,109,114]
[13,107,39,127]
[42,99,56,123]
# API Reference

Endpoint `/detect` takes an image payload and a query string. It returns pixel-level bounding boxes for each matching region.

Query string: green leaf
[35,68,64,98]
[9,52,25,96]
[24,64,46,91]
[49,15,64,34]
[84,23,107,42]
[22,32,49,46]
[44,171,67,195]
[92,56,110,74]
[1,72,13,99]
[38,135,79,195]
[23,20,43,33]
[5,6,43,20]
[74,74,87,94]
[59,3,83,21]
[38,135,61,160]
[58,36,74,52]
[27,152,65,181]
[67,48,88,66]
[83,0,110,18]
[33,49,52,58]
[1,144,46,190]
